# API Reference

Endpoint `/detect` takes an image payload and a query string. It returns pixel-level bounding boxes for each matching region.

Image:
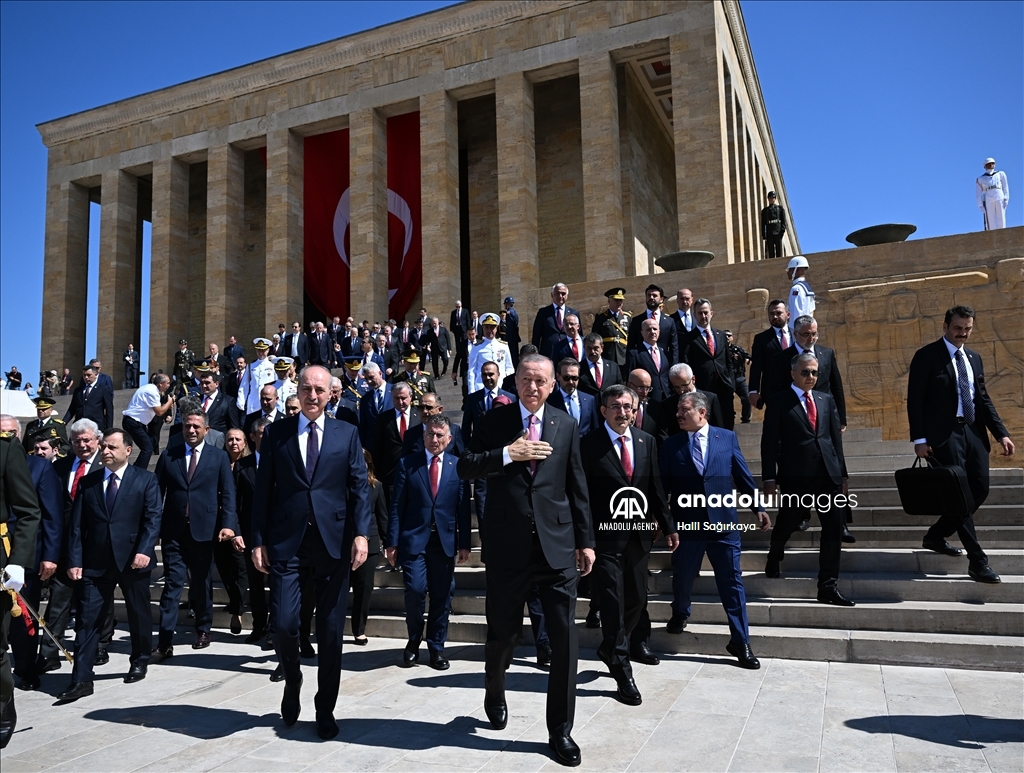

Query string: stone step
[746,456,918,474]
[843,469,1023,488]
[734,524,1024,550]
[838,487,1024,508]
[734,425,883,443]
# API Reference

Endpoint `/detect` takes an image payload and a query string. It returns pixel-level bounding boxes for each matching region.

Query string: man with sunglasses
[547,359,599,437]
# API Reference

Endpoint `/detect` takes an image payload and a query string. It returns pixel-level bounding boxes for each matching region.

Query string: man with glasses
[547,359,599,437]
[626,370,660,437]
[283,322,309,369]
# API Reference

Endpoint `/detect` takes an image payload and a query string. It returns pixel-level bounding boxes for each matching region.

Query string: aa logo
[609,487,648,520]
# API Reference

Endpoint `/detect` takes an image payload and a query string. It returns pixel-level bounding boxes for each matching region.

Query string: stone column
[670,25,732,262]
[579,52,624,282]
[40,173,90,375]
[349,108,389,324]
[96,168,139,376]
[420,91,460,319]
[149,157,190,377]
[496,72,538,305]
[206,143,245,347]
[266,129,303,333]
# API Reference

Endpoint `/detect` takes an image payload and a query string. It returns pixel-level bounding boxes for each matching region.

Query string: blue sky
[1,1,1021,384]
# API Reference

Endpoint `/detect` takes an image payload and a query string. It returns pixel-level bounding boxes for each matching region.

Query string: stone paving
[3,630,1021,772]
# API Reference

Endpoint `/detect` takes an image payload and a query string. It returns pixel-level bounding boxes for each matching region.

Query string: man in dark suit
[668,287,695,339]
[386,415,472,670]
[747,299,791,409]
[627,284,679,364]
[372,334,399,379]
[123,345,140,389]
[531,282,578,360]
[503,297,522,369]
[547,358,600,437]
[282,322,310,368]
[680,299,736,430]
[660,391,769,668]
[222,356,247,400]
[625,319,671,403]
[373,383,421,499]
[766,316,847,428]
[908,305,1014,583]
[224,336,244,365]
[57,429,162,702]
[457,354,594,767]
[197,372,235,433]
[0,433,40,748]
[153,407,239,654]
[626,370,661,438]
[419,318,452,379]
[450,301,471,386]
[252,365,371,740]
[581,385,677,705]
[89,359,114,393]
[242,385,284,445]
[397,320,419,350]
[64,366,113,431]
[463,363,516,442]
[308,323,332,368]
[551,313,587,366]
[578,334,623,397]
[658,363,724,437]
[761,353,855,606]
[357,364,393,448]
[402,392,465,457]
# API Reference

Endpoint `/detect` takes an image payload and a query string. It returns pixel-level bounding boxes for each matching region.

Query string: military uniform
[236,339,277,416]
[172,341,195,395]
[23,399,70,456]
[467,314,514,393]
[341,369,369,412]
[592,289,632,369]
[789,277,815,325]
[390,368,435,407]
[760,193,788,258]
[976,159,1009,230]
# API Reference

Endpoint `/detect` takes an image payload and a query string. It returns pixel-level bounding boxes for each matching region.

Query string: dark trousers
[123,416,154,469]
[213,540,247,616]
[38,573,76,667]
[527,588,549,649]
[349,553,376,638]
[269,523,352,716]
[72,568,152,683]
[158,532,215,647]
[245,548,269,633]
[734,376,751,422]
[430,348,449,378]
[125,367,138,390]
[1,595,13,708]
[484,536,578,737]
[671,533,750,645]
[400,531,456,651]
[452,340,467,380]
[768,477,844,587]
[713,384,736,430]
[9,571,43,679]
[588,593,652,649]
[765,235,783,258]
[594,538,649,676]
[926,423,990,563]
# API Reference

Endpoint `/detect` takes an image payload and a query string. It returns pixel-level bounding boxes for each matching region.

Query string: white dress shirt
[297,413,326,467]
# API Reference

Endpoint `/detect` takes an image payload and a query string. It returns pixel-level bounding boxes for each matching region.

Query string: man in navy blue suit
[625,319,671,403]
[153,407,240,655]
[357,363,392,448]
[58,429,162,702]
[64,366,114,431]
[252,365,371,740]
[547,359,600,437]
[386,415,472,670]
[402,392,465,457]
[660,392,770,669]
[531,283,578,359]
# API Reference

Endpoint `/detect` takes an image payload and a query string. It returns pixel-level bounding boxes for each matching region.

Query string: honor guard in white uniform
[270,356,297,413]
[236,338,276,415]
[467,312,514,393]
[976,157,1009,230]
[786,256,815,331]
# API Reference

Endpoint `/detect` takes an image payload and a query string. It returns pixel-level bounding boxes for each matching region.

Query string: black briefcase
[895,457,975,517]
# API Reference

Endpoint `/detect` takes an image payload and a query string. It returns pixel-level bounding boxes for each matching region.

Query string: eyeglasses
[629,384,652,393]
[607,403,635,413]
[560,375,579,381]
[795,330,818,339]
[799,369,819,377]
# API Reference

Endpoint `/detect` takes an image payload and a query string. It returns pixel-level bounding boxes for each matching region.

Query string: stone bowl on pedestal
[654,251,715,271]
[845,224,917,247]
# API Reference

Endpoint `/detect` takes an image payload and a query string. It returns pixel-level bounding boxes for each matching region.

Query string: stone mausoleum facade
[37,0,796,375]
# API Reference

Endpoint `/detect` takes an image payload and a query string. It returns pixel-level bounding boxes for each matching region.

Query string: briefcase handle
[911,456,938,469]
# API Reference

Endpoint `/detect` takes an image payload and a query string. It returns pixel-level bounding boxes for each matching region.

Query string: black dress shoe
[245,628,267,645]
[484,691,507,730]
[402,639,420,666]
[353,636,369,646]
[36,658,61,674]
[841,525,856,544]
[299,638,316,659]
[281,674,303,726]
[56,681,94,704]
[429,650,450,671]
[630,641,660,666]
[816,585,856,607]
[612,670,642,706]
[923,536,963,556]
[764,557,781,578]
[797,519,810,531]
[230,615,243,635]
[93,649,109,666]
[316,713,339,740]
[16,674,40,691]
[270,665,285,682]
[193,631,211,649]
[726,641,761,669]
[0,696,15,749]
[124,663,148,683]
[968,563,1001,584]
[585,609,601,629]
[537,643,552,667]
[666,614,687,634]
[548,734,582,767]
[152,645,174,660]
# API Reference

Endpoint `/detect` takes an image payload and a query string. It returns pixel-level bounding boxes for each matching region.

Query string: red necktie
[71,460,88,501]
[705,329,715,355]
[636,404,644,428]
[430,455,440,498]
[651,346,660,371]
[571,338,579,360]
[399,411,407,440]
[595,361,603,389]
[202,395,211,411]
[556,307,563,331]
[804,391,817,432]
[619,436,632,482]
[780,328,790,349]
[527,414,540,475]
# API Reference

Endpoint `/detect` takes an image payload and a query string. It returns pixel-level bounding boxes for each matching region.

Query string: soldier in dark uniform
[760,191,787,259]
[723,330,752,424]
[23,397,70,456]
[172,339,195,397]
[503,297,521,369]
[591,287,632,370]
[389,348,435,407]
[339,360,369,414]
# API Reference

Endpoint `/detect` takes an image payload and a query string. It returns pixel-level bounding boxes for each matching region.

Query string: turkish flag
[303,129,350,319]
[387,112,421,321]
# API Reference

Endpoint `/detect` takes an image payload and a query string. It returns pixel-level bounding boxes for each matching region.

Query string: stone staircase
[88,378,1023,671]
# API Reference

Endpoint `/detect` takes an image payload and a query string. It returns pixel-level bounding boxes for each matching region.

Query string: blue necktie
[691,432,705,475]
[955,349,975,424]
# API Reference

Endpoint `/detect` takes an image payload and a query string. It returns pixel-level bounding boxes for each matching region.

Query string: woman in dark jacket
[227,426,268,644]
[351,448,388,644]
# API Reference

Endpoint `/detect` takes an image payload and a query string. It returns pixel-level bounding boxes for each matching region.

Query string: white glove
[2,564,25,593]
